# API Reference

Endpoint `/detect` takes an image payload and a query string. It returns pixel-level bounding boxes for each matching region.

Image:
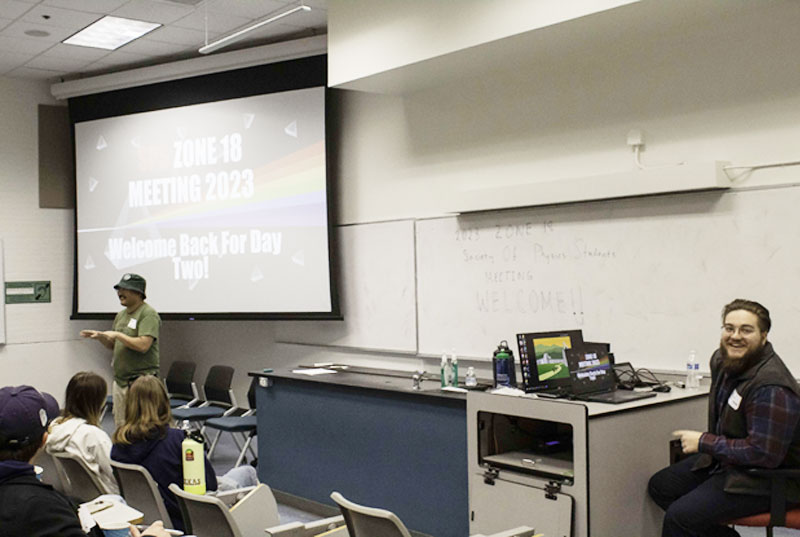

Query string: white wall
[15,3,800,400]
[0,77,111,402]
[166,4,800,395]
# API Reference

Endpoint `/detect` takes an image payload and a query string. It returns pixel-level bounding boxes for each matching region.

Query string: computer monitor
[516,330,584,393]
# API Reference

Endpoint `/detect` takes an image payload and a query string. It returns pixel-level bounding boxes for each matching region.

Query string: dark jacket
[693,343,800,498]
[111,427,217,532]
[0,460,87,537]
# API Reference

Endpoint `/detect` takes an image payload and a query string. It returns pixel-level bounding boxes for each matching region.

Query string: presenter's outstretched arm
[80,329,114,349]
[102,331,154,354]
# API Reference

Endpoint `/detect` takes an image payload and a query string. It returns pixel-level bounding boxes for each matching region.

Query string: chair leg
[246,434,257,460]
[767,526,773,537]
[207,429,223,458]
[235,435,253,467]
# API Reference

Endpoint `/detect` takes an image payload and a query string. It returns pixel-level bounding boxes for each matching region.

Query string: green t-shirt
[112,302,161,387]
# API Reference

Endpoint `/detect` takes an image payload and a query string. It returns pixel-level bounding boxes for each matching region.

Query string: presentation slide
[75,87,333,315]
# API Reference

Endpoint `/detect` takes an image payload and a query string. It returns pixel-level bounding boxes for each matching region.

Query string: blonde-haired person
[111,375,257,532]
[45,371,119,494]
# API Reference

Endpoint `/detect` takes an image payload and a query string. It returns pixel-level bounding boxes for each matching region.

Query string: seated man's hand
[672,429,703,454]
[130,521,170,537]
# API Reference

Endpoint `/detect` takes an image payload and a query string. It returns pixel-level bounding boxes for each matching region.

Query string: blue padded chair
[204,378,258,466]
[172,365,236,438]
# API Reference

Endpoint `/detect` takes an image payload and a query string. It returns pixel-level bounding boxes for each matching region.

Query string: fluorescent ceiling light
[63,16,161,50]
[199,5,311,55]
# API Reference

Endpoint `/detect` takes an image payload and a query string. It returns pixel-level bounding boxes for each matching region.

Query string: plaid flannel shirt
[699,372,800,468]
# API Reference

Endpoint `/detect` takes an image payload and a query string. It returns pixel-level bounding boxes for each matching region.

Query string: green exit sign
[5,281,51,304]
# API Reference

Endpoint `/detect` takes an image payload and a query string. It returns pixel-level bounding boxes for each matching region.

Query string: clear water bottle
[465,366,477,388]
[686,349,699,389]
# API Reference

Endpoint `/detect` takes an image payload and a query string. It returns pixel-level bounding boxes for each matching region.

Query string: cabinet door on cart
[470,476,573,537]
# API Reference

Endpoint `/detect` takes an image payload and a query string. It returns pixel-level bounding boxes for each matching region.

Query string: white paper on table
[292,368,337,376]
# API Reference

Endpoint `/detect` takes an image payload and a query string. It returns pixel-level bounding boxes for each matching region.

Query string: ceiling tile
[119,36,189,56]
[22,4,101,29]
[0,49,33,73]
[0,0,35,19]
[301,0,328,10]
[0,33,55,54]
[43,42,112,61]
[147,23,212,46]
[204,0,288,20]
[25,52,96,71]
[5,65,66,80]
[41,0,128,14]
[86,48,151,69]
[1,19,76,41]
[171,8,249,33]
[112,0,195,25]
[285,7,325,28]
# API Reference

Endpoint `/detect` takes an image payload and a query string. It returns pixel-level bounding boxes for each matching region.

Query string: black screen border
[69,55,341,321]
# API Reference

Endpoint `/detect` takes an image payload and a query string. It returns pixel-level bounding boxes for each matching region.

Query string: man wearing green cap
[80,273,161,426]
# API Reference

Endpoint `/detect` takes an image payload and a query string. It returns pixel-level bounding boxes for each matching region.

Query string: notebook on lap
[567,349,656,404]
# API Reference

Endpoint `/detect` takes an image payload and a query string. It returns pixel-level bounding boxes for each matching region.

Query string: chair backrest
[166,360,197,399]
[203,365,235,405]
[246,377,257,410]
[168,483,241,537]
[34,450,69,494]
[330,491,413,537]
[51,451,108,502]
[110,460,174,528]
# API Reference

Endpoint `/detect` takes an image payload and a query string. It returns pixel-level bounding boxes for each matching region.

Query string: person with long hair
[111,375,257,532]
[45,371,119,494]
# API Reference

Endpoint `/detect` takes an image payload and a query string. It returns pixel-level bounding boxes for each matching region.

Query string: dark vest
[693,342,800,498]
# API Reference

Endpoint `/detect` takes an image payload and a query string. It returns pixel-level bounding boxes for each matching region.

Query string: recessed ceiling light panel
[63,15,161,50]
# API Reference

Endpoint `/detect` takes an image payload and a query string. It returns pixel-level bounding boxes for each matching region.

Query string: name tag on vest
[127,318,137,330]
[728,389,742,410]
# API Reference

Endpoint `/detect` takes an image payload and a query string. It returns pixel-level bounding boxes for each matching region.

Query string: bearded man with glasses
[648,298,800,537]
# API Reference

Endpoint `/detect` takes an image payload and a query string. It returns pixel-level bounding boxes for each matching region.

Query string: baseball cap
[40,392,60,424]
[0,386,49,450]
[114,273,146,299]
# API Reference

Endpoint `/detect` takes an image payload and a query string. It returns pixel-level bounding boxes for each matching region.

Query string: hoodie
[111,427,217,532]
[0,459,87,537]
[45,417,119,494]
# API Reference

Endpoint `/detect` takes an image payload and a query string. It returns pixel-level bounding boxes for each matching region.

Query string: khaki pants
[112,381,129,428]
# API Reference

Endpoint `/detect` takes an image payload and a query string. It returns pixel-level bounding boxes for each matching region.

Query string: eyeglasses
[721,324,758,336]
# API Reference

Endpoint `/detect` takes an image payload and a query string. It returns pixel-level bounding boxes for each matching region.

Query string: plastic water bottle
[686,350,699,389]
[440,353,450,388]
[465,367,477,388]
[181,420,206,494]
[450,349,458,387]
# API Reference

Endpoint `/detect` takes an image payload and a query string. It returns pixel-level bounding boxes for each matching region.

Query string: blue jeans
[648,454,772,537]
[217,464,259,491]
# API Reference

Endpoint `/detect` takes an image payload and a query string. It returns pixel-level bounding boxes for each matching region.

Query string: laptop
[516,330,584,397]
[566,349,656,404]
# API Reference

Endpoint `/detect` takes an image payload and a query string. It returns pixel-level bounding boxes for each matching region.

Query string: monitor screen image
[516,330,584,392]
[73,86,335,318]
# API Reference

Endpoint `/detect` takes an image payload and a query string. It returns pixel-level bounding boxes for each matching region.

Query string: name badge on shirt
[728,389,742,411]
[127,318,137,330]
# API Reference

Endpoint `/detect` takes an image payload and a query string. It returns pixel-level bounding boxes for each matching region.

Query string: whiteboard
[416,187,800,372]
[274,220,417,352]
[0,240,4,345]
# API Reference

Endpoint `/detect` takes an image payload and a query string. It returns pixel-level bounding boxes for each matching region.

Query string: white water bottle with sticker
[181,420,206,494]
[686,349,699,389]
